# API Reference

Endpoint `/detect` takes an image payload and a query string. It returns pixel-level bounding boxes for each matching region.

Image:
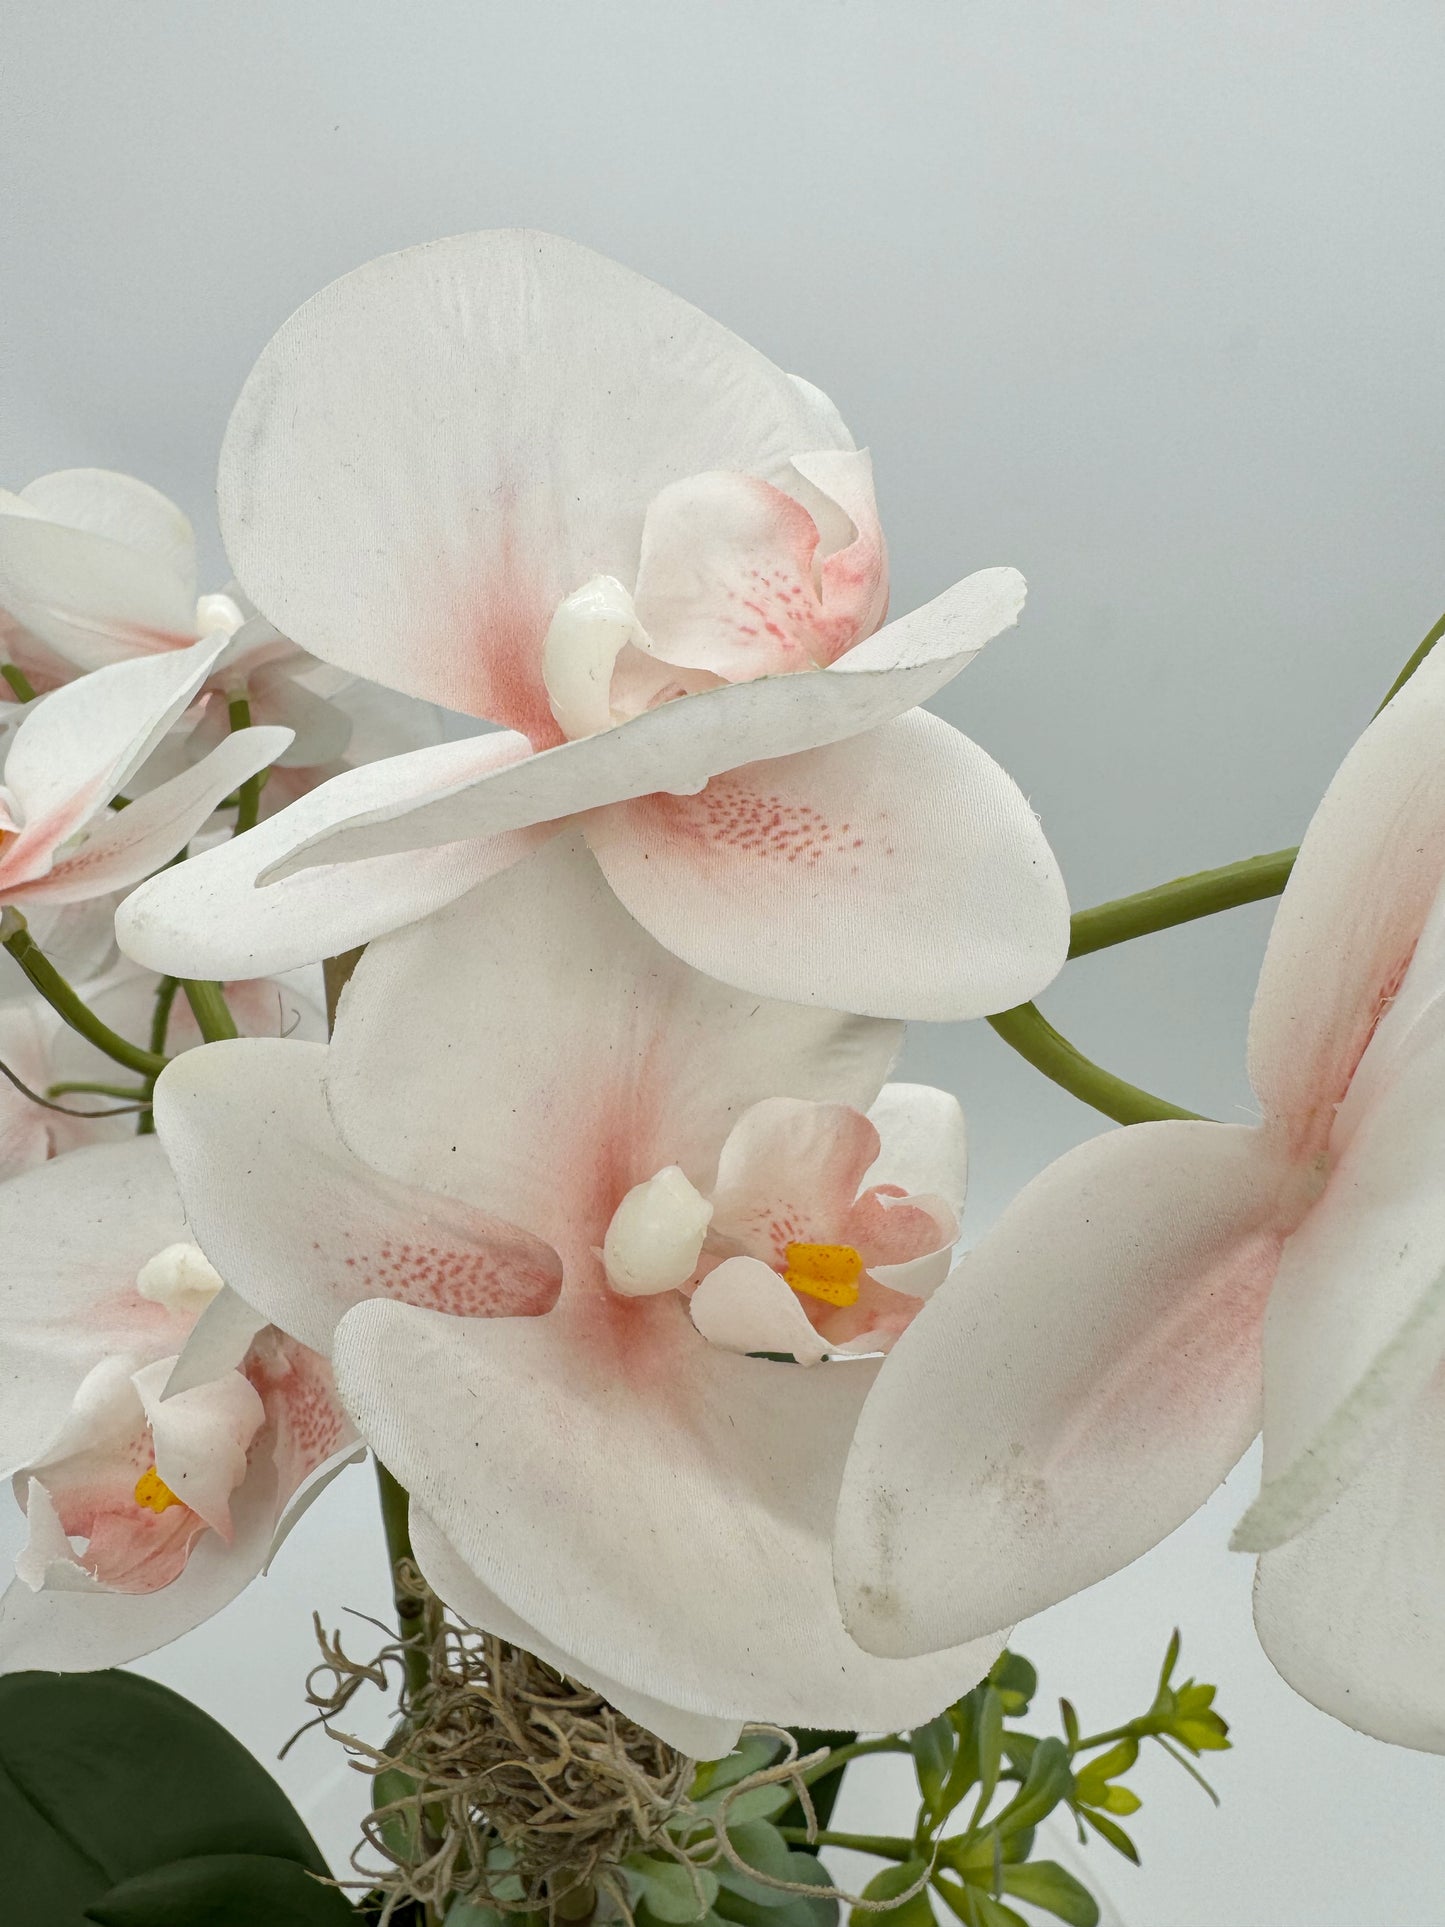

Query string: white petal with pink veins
[688,1256,831,1366]
[333,1292,1007,1733]
[709,1097,881,1258]
[1248,642,1445,1152]
[588,707,1069,1021]
[835,1120,1287,1655]
[219,230,852,731]
[326,834,901,1252]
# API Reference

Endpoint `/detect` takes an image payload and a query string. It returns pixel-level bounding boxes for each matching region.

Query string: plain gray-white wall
[4,3,1444,1919]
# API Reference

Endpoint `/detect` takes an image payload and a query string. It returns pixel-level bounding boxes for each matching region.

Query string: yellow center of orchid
[133,1467,182,1515]
[784,1241,864,1308]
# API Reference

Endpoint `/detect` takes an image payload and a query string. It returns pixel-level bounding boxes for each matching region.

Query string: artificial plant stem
[1068,847,1298,959]
[776,1827,914,1859]
[47,1079,150,1100]
[227,690,266,835]
[137,975,180,1136]
[987,1002,1202,1126]
[181,979,239,1042]
[1376,605,1445,713]
[375,1459,431,1704]
[1,663,37,702]
[799,1737,909,1783]
[0,909,168,1077]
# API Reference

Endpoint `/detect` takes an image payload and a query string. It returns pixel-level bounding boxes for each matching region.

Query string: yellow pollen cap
[133,1466,183,1515]
[784,1241,864,1308]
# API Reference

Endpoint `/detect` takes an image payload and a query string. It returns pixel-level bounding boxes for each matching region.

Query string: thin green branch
[1376,605,1445,713]
[1068,848,1297,959]
[47,1079,151,1100]
[228,690,267,835]
[988,1002,1203,1126]
[1,663,37,703]
[0,910,168,1077]
[181,979,239,1043]
[800,1737,910,1783]
[375,1459,430,1705]
[776,1827,915,1858]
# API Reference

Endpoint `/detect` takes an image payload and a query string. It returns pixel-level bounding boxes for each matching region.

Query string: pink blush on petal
[324,1231,563,1319]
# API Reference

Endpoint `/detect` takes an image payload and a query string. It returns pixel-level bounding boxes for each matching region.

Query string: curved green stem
[1377,605,1445,713]
[227,690,267,835]
[800,1737,909,1783]
[988,1003,1202,1126]
[1068,848,1297,959]
[776,1827,914,1859]
[0,911,168,1077]
[47,1079,150,1101]
[181,978,239,1043]
[375,1460,431,1706]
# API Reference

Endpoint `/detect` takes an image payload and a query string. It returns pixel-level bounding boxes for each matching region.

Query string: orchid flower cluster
[0,229,1440,1920]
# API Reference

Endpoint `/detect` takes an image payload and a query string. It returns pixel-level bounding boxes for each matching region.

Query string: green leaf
[851,1859,934,1927]
[974,1689,1005,1814]
[83,1852,354,1925]
[1059,1701,1080,1752]
[992,1738,1072,1841]
[0,1670,329,1924]
[694,1736,785,1804]
[999,1861,1099,1927]
[987,1654,1037,1717]
[444,1902,512,1927]
[911,1713,957,1812]
[967,1896,1028,1927]
[639,1859,721,1923]
[1077,1809,1140,1866]
[1076,1737,1138,1787]
[715,1853,837,1927]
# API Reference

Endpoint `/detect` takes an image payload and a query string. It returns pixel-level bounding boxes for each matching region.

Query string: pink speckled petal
[632,451,885,681]
[327,834,901,1253]
[586,708,1069,1021]
[835,1120,1287,1655]
[333,1291,1006,1733]
[1249,642,1445,1151]
[219,231,852,732]
[154,1039,563,1358]
[708,1097,880,1261]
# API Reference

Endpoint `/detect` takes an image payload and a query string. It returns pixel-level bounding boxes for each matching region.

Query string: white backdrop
[4,4,1445,1920]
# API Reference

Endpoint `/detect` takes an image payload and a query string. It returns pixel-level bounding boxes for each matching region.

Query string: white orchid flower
[0,1137,356,1673]
[0,634,288,911]
[116,229,1068,1022]
[835,642,1445,1753]
[154,832,1004,1756]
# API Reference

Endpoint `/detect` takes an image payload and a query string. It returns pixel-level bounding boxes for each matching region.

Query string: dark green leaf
[0,1670,328,1924]
[638,1859,720,1923]
[1058,1701,1080,1752]
[987,1654,1037,1717]
[992,1739,1072,1841]
[974,1690,1005,1814]
[911,1714,957,1812]
[967,1896,1027,1927]
[83,1852,354,1925]
[1077,1810,1140,1866]
[999,1861,1099,1926]
[851,1858,934,1927]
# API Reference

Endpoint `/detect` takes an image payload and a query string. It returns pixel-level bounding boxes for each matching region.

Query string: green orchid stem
[181,979,239,1043]
[1377,604,1445,713]
[777,1827,915,1859]
[47,1080,150,1100]
[800,1737,909,1783]
[0,910,168,1078]
[988,1002,1203,1126]
[1068,848,1298,960]
[375,1459,430,1706]
[1,663,37,702]
[227,690,266,835]
[136,976,179,1137]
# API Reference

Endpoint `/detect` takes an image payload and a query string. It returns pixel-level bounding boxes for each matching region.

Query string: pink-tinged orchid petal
[709,1098,883,1260]
[631,452,884,681]
[1233,1007,1445,1554]
[865,1083,968,1216]
[134,1356,264,1541]
[115,729,550,977]
[0,471,197,671]
[1252,1365,1445,1753]
[0,1141,192,1478]
[0,996,130,1177]
[1248,643,1445,1152]
[835,1121,1288,1655]
[326,834,902,1251]
[14,724,291,906]
[247,565,1028,883]
[688,1256,831,1366]
[332,1292,1007,1733]
[217,230,854,730]
[154,1039,564,1357]
[1,631,231,851]
[410,1507,746,1759]
[587,709,1068,1021]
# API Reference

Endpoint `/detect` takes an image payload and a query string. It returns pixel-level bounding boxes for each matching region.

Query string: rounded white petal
[603,1166,713,1297]
[865,1082,968,1215]
[689,1256,830,1366]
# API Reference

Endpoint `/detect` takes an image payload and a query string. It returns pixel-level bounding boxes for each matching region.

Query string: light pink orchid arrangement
[0,225,1438,1926]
